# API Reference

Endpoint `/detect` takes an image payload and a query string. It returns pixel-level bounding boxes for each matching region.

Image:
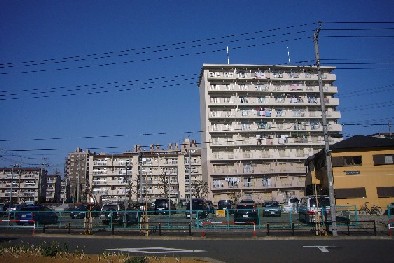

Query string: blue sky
[1,0,393,174]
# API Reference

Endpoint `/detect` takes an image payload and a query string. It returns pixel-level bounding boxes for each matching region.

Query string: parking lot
[1,206,391,237]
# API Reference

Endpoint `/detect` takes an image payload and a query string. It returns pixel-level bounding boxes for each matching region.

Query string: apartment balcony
[93,161,107,166]
[208,83,338,96]
[211,150,311,162]
[325,97,339,106]
[256,180,305,189]
[92,180,107,186]
[105,180,127,186]
[211,164,305,177]
[209,119,341,134]
[92,170,107,175]
[23,192,37,197]
[328,123,342,132]
[21,175,38,179]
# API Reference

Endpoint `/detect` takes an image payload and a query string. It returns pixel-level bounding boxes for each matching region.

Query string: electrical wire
[0,24,313,75]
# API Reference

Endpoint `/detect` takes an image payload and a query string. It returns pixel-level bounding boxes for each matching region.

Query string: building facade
[45,173,61,203]
[305,135,394,210]
[65,139,202,205]
[60,177,70,203]
[65,148,91,203]
[198,64,342,204]
[0,167,47,204]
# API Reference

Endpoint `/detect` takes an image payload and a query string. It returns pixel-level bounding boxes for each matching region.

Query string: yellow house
[305,135,394,211]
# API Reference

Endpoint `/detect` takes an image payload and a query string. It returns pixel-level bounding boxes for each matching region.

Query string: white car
[282,197,300,213]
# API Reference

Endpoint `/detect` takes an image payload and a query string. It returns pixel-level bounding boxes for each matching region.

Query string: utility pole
[188,147,193,224]
[314,21,338,236]
[139,153,143,202]
[76,156,80,203]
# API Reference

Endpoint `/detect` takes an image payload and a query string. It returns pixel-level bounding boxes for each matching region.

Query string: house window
[377,187,394,198]
[332,156,362,167]
[373,154,394,166]
[335,187,366,199]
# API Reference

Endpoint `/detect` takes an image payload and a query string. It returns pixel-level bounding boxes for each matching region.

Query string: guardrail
[342,220,377,236]
[266,222,296,236]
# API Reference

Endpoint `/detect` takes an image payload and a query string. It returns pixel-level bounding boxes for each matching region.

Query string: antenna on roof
[226,46,230,64]
[287,46,291,64]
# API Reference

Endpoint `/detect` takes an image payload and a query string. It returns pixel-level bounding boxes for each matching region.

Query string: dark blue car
[15,205,58,225]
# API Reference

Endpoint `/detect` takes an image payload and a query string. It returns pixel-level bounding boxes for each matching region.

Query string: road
[1,235,393,263]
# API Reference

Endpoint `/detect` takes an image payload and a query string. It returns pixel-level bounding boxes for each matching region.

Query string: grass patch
[0,241,209,262]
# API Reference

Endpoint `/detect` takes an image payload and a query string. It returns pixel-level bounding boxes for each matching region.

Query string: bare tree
[193,180,208,199]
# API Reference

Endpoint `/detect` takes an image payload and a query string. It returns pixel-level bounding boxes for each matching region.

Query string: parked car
[218,200,234,214]
[185,198,209,219]
[100,203,126,225]
[263,201,282,217]
[6,204,26,219]
[234,203,259,225]
[154,198,176,215]
[282,197,300,213]
[206,200,215,214]
[0,203,6,217]
[99,203,138,225]
[71,204,99,218]
[298,195,331,224]
[15,205,58,225]
[239,199,256,206]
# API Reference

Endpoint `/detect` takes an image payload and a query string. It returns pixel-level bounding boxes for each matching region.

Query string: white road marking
[303,245,336,253]
[106,246,206,254]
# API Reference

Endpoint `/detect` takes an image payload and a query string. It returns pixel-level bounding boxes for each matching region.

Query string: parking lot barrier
[252,222,256,237]
[291,222,295,236]
[266,223,270,236]
[0,219,35,235]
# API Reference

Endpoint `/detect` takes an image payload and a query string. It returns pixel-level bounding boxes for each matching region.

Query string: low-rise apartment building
[66,139,202,205]
[0,167,47,204]
[65,148,91,203]
[45,173,61,203]
[305,135,394,210]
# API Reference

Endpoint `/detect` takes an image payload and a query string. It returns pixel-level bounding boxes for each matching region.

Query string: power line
[0,24,313,75]
[0,74,198,101]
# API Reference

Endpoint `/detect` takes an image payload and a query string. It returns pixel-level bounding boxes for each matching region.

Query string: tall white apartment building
[198,64,342,204]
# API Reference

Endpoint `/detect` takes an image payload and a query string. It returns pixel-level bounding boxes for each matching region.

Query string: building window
[377,187,394,198]
[373,154,394,166]
[335,187,366,199]
[332,156,362,167]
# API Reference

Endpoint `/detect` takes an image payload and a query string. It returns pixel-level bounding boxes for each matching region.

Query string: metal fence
[0,206,390,237]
